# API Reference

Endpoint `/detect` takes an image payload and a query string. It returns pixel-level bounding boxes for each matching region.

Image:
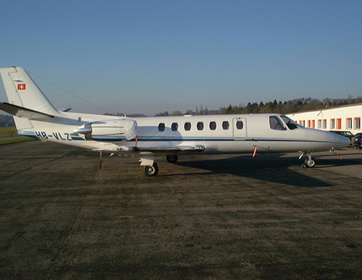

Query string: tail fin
[0,67,59,130]
[0,67,58,115]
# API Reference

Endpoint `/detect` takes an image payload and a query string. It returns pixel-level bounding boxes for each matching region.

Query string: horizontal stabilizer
[0,102,55,120]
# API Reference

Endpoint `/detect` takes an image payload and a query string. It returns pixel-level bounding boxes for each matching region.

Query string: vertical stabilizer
[0,67,58,115]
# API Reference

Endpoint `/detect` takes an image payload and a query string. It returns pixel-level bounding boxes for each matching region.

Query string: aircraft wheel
[304,157,316,168]
[144,164,159,176]
[166,155,178,163]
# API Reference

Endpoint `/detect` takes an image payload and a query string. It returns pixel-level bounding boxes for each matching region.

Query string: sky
[0,0,361,115]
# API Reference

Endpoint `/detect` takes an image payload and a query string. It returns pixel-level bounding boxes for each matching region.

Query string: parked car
[351,132,362,143]
[329,131,354,145]
[353,134,362,149]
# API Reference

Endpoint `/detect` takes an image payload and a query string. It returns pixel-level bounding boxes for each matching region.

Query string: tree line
[179,96,362,116]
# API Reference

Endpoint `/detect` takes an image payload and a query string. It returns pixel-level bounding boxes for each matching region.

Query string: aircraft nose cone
[331,133,350,149]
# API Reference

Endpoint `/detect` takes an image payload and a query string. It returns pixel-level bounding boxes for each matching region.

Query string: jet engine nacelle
[75,119,137,140]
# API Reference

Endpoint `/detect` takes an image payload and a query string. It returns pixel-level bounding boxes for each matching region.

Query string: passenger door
[233,117,247,139]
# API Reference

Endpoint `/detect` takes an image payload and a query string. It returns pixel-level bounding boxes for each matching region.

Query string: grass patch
[0,127,18,137]
[0,127,35,145]
[0,137,35,145]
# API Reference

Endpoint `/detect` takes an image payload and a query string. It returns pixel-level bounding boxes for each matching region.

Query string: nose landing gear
[300,152,316,168]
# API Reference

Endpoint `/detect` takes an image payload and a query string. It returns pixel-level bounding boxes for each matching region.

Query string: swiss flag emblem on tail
[18,84,26,90]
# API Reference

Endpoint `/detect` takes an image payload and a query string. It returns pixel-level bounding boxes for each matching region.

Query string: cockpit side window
[280,115,299,130]
[269,116,286,130]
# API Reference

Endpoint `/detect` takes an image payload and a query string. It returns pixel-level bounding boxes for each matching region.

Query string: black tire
[304,157,316,168]
[166,155,178,163]
[144,164,159,176]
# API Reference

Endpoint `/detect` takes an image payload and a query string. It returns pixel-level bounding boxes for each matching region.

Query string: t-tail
[0,67,59,131]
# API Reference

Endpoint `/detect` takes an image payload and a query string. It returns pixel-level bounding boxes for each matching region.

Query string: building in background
[287,104,362,135]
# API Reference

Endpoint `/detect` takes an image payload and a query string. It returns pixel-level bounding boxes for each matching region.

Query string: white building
[287,103,362,135]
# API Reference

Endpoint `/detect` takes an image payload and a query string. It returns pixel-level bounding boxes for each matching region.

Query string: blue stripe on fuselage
[16,131,331,144]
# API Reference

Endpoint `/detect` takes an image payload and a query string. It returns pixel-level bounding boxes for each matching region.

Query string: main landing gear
[166,155,178,163]
[144,163,159,177]
[300,152,316,168]
[142,155,178,177]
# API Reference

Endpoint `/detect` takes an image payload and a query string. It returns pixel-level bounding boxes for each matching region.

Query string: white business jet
[0,67,350,176]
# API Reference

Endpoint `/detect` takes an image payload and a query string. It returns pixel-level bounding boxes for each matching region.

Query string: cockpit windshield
[280,115,300,130]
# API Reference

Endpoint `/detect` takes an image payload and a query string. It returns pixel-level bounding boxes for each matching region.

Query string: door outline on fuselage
[232,117,247,140]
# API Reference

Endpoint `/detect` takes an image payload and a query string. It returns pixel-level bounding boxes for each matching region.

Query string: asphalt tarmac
[0,141,361,279]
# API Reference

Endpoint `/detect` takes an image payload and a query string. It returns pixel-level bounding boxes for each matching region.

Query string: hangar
[287,103,362,135]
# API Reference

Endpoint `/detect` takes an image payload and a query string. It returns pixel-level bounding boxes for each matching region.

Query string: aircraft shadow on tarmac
[171,154,359,188]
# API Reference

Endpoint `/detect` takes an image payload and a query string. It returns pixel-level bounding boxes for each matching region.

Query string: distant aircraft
[0,67,350,176]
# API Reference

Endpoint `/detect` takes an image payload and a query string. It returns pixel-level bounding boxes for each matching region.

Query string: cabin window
[269,116,286,130]
[209,121,216,130]
[236,121,243,130]
[158,123,165,132]
[184,122,191,131]
[197,122,204,131]
[171,122,178,131]
[222,121,229,130]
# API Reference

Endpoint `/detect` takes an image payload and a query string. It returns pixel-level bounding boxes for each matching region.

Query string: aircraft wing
[136,145,205,153]
[94,144,205,153]
[0,102,55,120]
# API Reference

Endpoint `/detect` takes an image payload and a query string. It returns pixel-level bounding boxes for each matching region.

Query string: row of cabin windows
[158,121,243,132]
